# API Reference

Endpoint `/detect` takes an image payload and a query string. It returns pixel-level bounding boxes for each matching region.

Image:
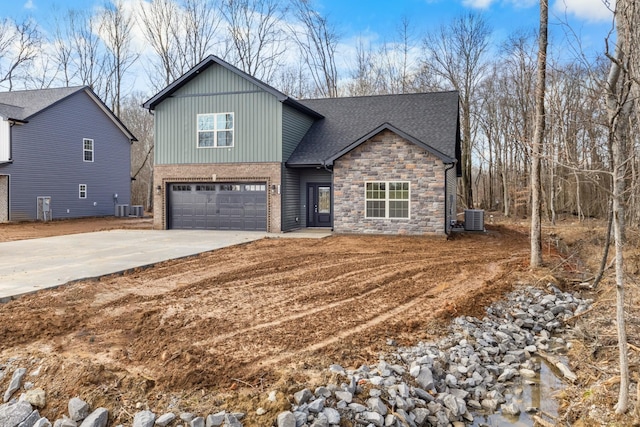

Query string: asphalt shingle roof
[287,91,460,166]
[0,86,85,120]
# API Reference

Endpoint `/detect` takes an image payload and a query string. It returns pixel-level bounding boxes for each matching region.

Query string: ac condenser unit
[464,209,485,231]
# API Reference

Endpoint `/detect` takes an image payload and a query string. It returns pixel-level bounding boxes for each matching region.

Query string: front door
[307,183,332,227]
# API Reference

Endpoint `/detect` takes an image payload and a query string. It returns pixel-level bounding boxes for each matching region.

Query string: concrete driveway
[0,229,328,302]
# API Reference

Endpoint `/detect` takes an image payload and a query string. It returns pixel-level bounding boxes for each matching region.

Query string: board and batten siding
[154,64,284,165]
[1,90,131,221]
[0,120,9,161]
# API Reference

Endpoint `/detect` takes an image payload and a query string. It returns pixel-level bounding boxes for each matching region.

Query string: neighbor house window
[197,113,234,148]
[365,181,410,219]
[83,138,94,162]
[79,184,87,199]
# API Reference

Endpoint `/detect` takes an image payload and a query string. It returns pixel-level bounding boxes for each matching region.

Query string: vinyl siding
[281,166,300,231]
[154,64,283,165]
[1,90,131,221]
[282,105,314,161]
[298,168,333,226]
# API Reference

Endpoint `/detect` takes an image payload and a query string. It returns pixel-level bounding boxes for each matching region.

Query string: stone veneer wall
[153,163,282,232]
[333,130,446,235]
[0,175,8,222]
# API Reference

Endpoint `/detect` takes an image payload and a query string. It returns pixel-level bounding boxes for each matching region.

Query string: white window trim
[197,112,234,149]
[79,184,87,199]
[364,181,411,219]
[83,138,94,162]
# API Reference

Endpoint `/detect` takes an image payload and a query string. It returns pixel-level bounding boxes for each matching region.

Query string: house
[0,86,137,222]
[143,55,460,235]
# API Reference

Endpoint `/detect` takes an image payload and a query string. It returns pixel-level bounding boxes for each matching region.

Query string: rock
[255,408,266,416]
[501,402,521,416]
[361,411,384,427]
[0,401,34,427]
[133,410,155,427]
[415,367,434,390]
[22,389,46,409]
[293,388,313,405]
[411,408,429,425]
[276,412,295,427]
[307,398,324,414]
[180,413,194,423]
[4,368,27,403]
[322,407,340,424]
[154,413,175,427]
[33,419,52,427]
[78,408,108,427]
[53,417,77,427]
[366,397,387,416]
[267,391,277,402]
[68,398,90,422]
[334,391,352,403]
[519,368,537,378]
[190,417,204,427]
[223,413,242,427]
[329,364,345,375]
[205,412,225,427]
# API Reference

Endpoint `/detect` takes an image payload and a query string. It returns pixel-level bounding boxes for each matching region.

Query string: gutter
[444,162,457,235]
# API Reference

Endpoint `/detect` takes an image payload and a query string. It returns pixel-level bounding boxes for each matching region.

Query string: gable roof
[287,91,460,167]
[0,86,137,141]
[142,55,323,119]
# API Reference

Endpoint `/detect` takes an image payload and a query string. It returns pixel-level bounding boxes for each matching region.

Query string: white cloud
[462,0,495,9]
[553,0,614,22]
[23,0,35,10]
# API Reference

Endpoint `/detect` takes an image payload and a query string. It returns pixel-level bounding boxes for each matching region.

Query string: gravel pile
[0,284,590,427]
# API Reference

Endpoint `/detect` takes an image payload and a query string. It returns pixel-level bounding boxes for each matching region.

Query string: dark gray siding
[298,168,333,226]
[281,166,300,231]
[1,90,131,221]
[282,105,314,161]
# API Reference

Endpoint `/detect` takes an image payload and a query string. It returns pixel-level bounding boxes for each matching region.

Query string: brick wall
[333,130,446,235]
[153,163,282,232]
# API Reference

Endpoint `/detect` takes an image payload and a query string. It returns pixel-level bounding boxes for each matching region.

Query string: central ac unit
[464,209,485,231]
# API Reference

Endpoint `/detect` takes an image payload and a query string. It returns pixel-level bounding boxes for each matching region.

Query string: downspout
[444,162,456,235]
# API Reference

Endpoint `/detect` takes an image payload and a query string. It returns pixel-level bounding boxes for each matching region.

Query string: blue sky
[2,0,615,93]
[12,0,615,51]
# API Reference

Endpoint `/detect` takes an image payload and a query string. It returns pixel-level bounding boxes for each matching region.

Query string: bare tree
[221,0,286,82]
[67,10,108,97]
[99,0,139,117]
[605,0,637,414]
[0,18,41,90]
[530,0,548,267]
[175,0,223,72]
[423,12,491,209]
[138,0,180,90]
[288,0,339,97]
[120,93,155,211]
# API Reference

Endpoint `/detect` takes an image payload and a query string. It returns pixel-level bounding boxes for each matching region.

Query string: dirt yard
[0,219,558,424]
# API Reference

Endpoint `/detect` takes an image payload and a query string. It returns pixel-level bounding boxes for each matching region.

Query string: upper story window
[83,138,94,162]
[197,113,234,148]
[365,181,410,219]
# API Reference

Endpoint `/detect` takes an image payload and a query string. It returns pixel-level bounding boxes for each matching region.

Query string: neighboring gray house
[143,55,460,235]
[0,86,136,222]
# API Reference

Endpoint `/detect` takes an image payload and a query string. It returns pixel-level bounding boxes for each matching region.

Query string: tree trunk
[530,0,548,268]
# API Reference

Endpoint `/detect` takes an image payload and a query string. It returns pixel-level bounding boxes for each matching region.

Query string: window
[197,113,234,148]
[365,181,410,219]
[79,184,87,199]
[83,138,94,162]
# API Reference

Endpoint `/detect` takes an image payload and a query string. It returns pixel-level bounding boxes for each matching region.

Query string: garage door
[168,183,267,231]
